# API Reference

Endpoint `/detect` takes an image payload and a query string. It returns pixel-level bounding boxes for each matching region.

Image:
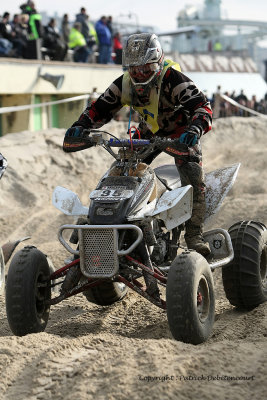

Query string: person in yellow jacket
[68,22,90,63]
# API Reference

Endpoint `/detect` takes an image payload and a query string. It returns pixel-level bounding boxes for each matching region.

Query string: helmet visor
[129,63,158,83]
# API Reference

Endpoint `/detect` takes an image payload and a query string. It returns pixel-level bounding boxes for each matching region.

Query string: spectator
[0,13,13,40]
[68,21,90,63]
[61,13,70,46]
[10,13,28,57]
[248,95,260,113]
[86,16,98,62]
[212,85,221,118]
[75,8,97,61]
[236,89,248,105]
[0,12,14,56]
[95,16,112,64]
[213,39,222,51]
[220,91,231,117]
[75,7,89,41]
[235,89,248,116]
[43,18,67,61]
[20,1,43,59]
[107,16,113,37]
[113,31,122,64]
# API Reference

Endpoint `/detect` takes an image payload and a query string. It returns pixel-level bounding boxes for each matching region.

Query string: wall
[0,58,123,135]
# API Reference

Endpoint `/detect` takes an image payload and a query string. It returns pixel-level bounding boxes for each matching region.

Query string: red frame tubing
[125,255,167,284]
[50,258,80,280]
[48,256,167,308]
[49,278,106,305]
[118,275,166,309]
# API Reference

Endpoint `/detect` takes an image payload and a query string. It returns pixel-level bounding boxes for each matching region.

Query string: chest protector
[121,59,181,133]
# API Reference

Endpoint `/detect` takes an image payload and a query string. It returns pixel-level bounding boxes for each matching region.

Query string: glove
[65,126,84,138]
[63,126,92,152]
[179,132,198,146]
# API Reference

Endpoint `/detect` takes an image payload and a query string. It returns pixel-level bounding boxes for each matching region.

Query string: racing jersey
[72,63,212,138]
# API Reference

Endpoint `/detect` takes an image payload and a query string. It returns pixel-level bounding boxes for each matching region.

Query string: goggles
[129,63,159,83]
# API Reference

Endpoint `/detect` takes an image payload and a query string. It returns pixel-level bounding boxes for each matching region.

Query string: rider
[63,33,212,256]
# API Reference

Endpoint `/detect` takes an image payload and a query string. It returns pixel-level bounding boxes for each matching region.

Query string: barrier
[220,94,267,118]
[1,92,266,119]
[0,94,90,115]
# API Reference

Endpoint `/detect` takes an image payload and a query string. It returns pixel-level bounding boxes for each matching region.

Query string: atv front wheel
[6,246,51,336]
[222,221,267,309]
[166,251,215,344]
[83,281,128,306]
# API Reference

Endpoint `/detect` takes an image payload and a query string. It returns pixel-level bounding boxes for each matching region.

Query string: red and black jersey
[73,66,212,137]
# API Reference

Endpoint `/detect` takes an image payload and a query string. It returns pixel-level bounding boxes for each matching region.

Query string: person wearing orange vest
[63,33,213,256]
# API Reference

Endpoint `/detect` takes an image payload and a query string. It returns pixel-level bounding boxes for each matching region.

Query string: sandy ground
[0,117,266,400]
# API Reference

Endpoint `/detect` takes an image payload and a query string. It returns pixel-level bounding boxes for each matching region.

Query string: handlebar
[87,130,189,152]
[108,138,151,147]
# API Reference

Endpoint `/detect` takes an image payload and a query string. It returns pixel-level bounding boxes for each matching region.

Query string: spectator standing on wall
[113,31,122,64]
[75,7,89,42]
[61,14,70,46]
[95,16,112,64]
[20,1,43,59]
[107,16,113,37]
[68,21,90,63]
[86,15,98,62]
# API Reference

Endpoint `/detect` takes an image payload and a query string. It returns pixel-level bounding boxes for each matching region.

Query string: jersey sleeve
[165,67,212,135]
[72,75,124,129]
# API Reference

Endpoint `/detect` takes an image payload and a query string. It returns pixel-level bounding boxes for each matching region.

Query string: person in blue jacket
[95,16,112,64]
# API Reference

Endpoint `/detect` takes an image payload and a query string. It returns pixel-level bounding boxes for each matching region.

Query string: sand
[0,117,266,400]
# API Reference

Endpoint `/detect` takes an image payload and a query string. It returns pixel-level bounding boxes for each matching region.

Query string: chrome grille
[78,228,119,278]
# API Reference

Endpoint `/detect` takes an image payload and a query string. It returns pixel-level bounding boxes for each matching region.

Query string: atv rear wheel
[6,246,51,336]
[222,221,267,309]
[166,251,215,344]
[83,281,128,306]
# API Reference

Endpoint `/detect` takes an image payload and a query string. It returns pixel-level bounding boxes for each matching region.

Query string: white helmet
[122,33,164,90]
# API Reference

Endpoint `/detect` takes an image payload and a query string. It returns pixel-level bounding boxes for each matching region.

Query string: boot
[177,159,211,256]
[185,232,211,256]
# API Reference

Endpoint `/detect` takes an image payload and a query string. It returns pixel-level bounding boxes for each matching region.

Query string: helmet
[122,33,164,90]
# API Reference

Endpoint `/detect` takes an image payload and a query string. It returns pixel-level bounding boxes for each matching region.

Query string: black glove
[63,126,92,152]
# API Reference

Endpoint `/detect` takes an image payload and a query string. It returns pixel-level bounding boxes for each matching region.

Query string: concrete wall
[0,58,123,135]
[0,94,87,135]
[0,59,122,95]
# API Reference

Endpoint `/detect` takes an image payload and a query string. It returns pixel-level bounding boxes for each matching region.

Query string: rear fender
[205,163,240,222]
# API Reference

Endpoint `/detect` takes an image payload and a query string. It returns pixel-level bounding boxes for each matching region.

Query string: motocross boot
[178,160,211,257]
[184,185,211,256]
[184,224,211,257]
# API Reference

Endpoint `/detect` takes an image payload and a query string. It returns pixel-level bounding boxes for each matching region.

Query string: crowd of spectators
[0,2,123,64]
[211,86,267,118]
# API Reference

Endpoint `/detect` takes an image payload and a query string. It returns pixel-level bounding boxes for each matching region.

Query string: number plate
[90,187,134,201]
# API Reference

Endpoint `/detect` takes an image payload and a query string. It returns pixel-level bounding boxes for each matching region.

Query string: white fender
[52,186,89,216]
[205,163,240,222]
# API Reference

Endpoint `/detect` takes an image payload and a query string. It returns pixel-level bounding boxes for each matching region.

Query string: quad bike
[5,132,267,343]
[0,153,30,295]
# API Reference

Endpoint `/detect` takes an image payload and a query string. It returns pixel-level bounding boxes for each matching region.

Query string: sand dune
[0,117,266,400]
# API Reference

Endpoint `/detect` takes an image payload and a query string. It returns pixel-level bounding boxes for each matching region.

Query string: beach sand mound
[0,117,266,400]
